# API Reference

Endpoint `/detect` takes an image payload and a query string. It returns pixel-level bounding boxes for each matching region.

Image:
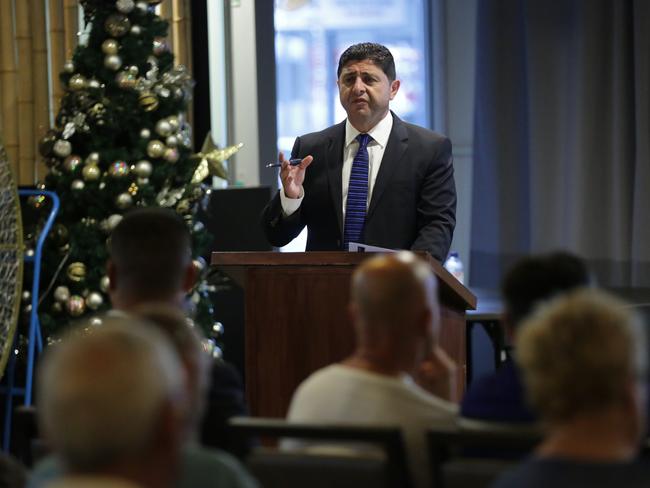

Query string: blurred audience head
[350,251,439,370]
[38,315,186,486]
[517,289,648,447]
[107,207,195,309]
[132,303,210,438]
[502,251,591,332]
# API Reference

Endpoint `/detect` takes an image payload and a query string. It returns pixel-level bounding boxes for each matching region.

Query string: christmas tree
[29,0,220,340]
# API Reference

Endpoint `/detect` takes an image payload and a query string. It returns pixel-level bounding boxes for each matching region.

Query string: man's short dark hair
[502,251,591,327]
[337,42,396,81]
[109,208,191,299]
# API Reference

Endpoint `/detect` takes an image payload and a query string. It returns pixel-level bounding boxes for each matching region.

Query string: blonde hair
[516,289,647,423]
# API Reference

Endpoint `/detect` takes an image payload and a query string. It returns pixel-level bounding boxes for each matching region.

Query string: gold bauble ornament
[67,262,87,282]
[85,152,100,165]
[67,295,86,317]
[163,147,179,163]
[105,13,131,38]
[138,91,159,112]
[82,163,101,181]
[155,119,172,137]
[101,39,119,55]
[68,74,87,91]
[146,140,166,158]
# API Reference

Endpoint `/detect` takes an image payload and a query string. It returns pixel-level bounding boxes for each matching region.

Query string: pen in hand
[265,158,303,168]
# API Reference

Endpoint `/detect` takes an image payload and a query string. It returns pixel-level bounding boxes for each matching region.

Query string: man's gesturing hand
[280,152,313,199]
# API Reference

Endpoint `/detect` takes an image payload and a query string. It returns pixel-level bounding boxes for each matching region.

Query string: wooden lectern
[211,251,476,418]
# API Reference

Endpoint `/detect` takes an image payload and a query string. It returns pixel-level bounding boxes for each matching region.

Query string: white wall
[228,0,260,186]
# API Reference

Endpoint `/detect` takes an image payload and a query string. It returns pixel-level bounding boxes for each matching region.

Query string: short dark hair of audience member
[107,207,196,309]
[337,42,397,82]
[132,303,210,440]
[501,252,591,339]
[37,316,186,487]
[518,289,648,457]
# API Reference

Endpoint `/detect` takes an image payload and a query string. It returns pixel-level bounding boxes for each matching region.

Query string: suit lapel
[367,115,408,220]
[326,122,346,237]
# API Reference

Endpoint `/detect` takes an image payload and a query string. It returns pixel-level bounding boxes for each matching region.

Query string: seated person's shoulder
[181,445,259,488]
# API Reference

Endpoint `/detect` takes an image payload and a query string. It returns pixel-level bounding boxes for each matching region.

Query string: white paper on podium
[347,242,397,253]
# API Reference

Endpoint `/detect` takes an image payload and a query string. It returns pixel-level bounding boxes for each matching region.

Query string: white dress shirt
[280,111,394,218]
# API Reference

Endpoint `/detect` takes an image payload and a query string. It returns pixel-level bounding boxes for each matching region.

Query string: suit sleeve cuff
[280,187,304,217]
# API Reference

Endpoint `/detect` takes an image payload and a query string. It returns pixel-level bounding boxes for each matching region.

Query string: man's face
[337,59,400,132]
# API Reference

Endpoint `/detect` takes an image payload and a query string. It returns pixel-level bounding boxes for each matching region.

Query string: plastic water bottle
[444,252,464,284]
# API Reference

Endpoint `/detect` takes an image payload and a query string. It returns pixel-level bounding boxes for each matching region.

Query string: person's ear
[389,79,400,100]
[181,262,198,293]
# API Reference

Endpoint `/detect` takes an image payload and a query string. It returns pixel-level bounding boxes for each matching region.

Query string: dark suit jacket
[262,114,456,261]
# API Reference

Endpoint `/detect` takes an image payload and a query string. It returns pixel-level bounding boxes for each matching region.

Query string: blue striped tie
[343,133,371,248]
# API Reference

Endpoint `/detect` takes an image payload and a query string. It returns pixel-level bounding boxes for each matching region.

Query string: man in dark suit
[262,42,456,262]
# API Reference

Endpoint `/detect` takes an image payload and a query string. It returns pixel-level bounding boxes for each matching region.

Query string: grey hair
[37,315,185,472]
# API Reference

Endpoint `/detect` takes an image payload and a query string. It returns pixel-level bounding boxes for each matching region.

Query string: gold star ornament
[191,133,243,183]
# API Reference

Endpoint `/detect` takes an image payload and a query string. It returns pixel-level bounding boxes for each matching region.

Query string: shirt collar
[345,111,393,149]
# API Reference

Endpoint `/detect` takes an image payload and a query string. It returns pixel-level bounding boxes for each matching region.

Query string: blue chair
[1,190,59,452]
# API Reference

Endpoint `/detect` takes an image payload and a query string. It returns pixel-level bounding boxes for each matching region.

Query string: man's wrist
[280,186,304,217]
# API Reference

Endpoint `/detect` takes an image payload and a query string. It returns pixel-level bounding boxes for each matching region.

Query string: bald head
[351,252,439,333]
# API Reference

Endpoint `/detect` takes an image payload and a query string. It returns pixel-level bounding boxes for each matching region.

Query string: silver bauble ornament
[135,1,148,12]
[68,74,87,91]
[101,39,119,55]
[128,65,139,76]
[134,160,153,177]
[140,128,151,139]
[63,60,75,73]
[71,179,85,191]
[86,292,104,310]
[146,140,166,158]
[104,54,123,71]
[100,275,111,293]
[155,119,172,137]
[165,135,179,148]
[130,25,142,35]
[88,79,101,89]
[116,0,135,13]
[115,192,133,209]
[67,295,86,317]
[53,139,72,157]
[54,286,71,303]
[137,177,149,185]
[82,163,101,181]
[63,154,82,172]
[105,214,123,232]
